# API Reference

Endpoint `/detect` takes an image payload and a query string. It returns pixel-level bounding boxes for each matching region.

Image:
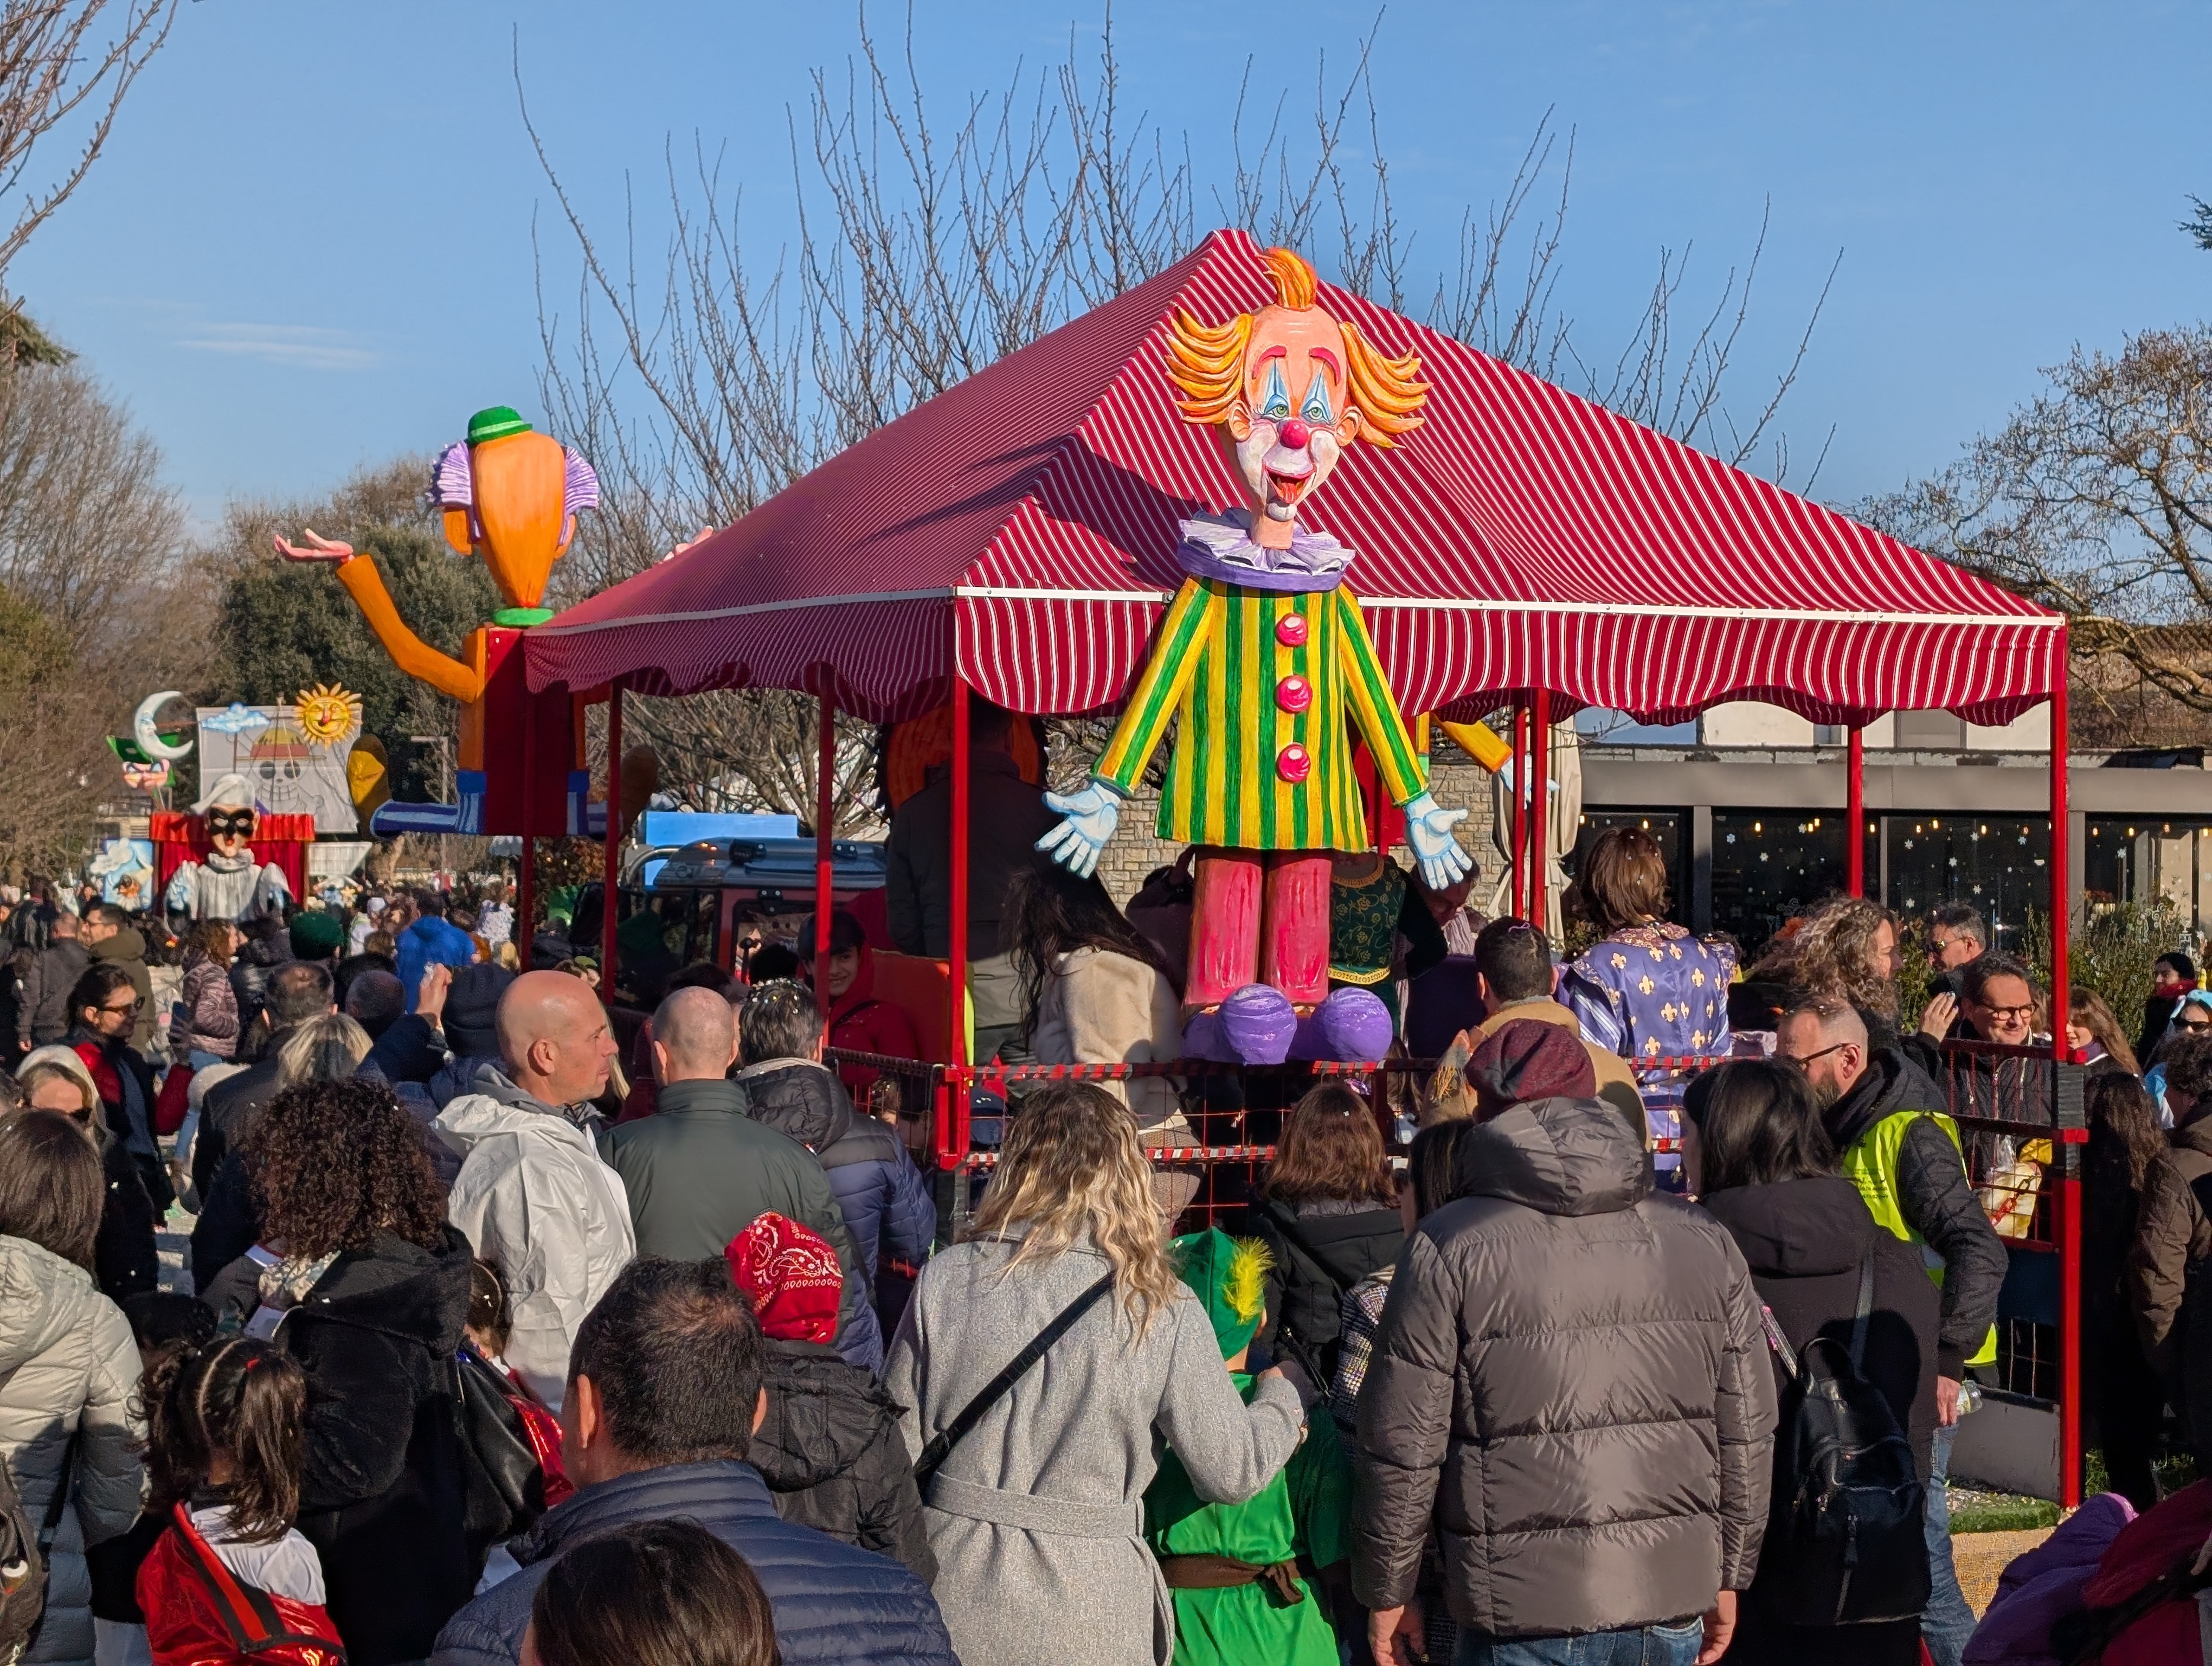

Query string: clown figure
[164,773,291,922]
[1038,247,1470,1063]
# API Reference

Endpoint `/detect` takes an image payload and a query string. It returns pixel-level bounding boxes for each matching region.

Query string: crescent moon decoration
[132,692,194,761]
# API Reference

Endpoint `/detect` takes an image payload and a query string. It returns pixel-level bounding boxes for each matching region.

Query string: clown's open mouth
[1265,467,1312,509]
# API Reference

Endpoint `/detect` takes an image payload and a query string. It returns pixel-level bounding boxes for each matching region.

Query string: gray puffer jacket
[0,1235,144,1665]
[1352,1095,1776,1639]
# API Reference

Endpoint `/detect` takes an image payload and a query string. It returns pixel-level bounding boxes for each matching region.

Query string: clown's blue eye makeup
[1301,374,1333,424]
[1258,360,1290,420]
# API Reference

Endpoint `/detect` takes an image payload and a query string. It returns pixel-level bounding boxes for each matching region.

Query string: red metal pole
[2050,648,2080,1508]
[1529,690,1549,934]
[944,669,972,1165]
[815,685,837,972]
[602,680,622,991]
[1846,725,1866,899]
[1513,701,1532,919]
[518,696,537,969]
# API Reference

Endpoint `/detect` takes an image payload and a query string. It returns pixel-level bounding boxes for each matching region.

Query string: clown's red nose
[1277,416,1311,448]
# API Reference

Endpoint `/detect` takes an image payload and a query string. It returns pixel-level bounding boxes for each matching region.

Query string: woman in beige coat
[1007,865,1186,1133]
[0,1110,145,1666]
[885,1084,1313,1666]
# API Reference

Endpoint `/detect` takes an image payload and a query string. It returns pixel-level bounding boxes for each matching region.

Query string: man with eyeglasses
[1776,995,2004,1666]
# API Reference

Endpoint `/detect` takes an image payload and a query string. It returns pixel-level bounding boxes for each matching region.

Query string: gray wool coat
[885,1235,1305,1666]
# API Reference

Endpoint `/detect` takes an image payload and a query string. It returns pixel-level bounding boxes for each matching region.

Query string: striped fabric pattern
[1093,576,1425,849]
[525,228,2063,725]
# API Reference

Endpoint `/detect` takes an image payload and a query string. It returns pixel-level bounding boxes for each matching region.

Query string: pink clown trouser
[1185,847,1333,1009]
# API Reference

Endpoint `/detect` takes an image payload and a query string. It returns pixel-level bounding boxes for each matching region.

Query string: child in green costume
[1144,1228,1354,1666]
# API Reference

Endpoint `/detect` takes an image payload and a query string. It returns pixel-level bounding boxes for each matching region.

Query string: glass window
[2085,817,2212,934]
[1712,811,1847,954]
[1880,814,2049,954]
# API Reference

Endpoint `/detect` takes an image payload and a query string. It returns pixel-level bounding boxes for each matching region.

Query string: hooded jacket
[825,945,923,1105]
[1821,1046,2008,1379]
[435,1066,637,1409]
[737,1060,937,1293]
[1352,1095,1776,1638]
[0,1235,144,1666]
[2126,1104,2212,1413]
[1248,1193,1402,1380]
[17,937,87,1048]
[284,1225,478,1666]
[428,1460,958,1666]
[599,1075,886,1373]
[753,1337,935,1579]
[86,927,154,1053]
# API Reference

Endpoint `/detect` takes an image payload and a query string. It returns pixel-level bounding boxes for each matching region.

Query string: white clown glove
[1037,778,1125,880]
[1403,791,1473,890]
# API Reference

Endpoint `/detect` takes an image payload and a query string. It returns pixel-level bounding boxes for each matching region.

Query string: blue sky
[12,1,2209,526]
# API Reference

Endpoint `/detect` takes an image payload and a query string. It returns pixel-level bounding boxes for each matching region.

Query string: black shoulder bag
[912,1272,1115,1490]
[1756,1253,1930,1626]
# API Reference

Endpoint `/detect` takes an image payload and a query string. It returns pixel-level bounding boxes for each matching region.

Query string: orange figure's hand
[274,528,356,564]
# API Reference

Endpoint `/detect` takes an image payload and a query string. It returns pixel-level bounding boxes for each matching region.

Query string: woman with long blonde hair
[884,1082,1314,1666]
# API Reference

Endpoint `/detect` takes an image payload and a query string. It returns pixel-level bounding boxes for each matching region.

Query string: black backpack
[1754,1254,1931,1626]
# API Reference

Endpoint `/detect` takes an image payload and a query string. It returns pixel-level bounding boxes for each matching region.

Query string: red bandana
[725,1212,843,1344]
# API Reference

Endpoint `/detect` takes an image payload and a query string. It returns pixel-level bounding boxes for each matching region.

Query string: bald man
[600,986,886,1371]
[435,970,638,1407]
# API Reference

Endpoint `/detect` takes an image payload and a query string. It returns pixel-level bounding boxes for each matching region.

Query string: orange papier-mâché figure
[276,406,599,835]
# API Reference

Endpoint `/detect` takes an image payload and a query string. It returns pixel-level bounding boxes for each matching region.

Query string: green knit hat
[1171,1227,1274,1360]
[288,909,346,960]
[466,405,533,446]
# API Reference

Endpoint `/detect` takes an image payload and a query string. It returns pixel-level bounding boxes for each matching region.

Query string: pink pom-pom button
[1275,675,1312,713]
[1276,744,1311,784]
[1274,613,1309,648]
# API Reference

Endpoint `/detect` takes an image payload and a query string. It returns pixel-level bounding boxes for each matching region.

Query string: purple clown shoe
[1288,986,1394,1062]
[1181,1008,1231,1063]
[1214,984,1299,1066]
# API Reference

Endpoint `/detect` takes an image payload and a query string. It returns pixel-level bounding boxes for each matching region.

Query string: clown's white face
[1224,304,1363,549]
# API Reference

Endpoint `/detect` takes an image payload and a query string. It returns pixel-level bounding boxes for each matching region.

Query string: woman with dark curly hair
[230,1077,477,1666]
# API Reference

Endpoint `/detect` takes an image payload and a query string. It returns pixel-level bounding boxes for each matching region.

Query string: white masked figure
[164,773,292,922]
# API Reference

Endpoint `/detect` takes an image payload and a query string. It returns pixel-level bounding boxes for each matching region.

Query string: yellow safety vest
[1836,1109,1999,1369]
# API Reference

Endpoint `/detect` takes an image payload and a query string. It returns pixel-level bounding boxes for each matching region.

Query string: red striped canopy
[526,228,2062,727]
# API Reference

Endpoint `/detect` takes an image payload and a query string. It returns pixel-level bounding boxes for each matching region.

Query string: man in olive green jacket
[599,985,883,1371]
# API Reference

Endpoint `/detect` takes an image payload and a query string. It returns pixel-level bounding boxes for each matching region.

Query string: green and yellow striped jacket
[1094,575,1425,851]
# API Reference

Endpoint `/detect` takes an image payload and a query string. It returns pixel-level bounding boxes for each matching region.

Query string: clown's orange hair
[1163,246,1428,445]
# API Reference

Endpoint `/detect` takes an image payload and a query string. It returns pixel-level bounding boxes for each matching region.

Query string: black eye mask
[207,810,258,838]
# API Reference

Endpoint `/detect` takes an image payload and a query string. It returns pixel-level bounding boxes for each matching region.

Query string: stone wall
[1096,757,1504,905]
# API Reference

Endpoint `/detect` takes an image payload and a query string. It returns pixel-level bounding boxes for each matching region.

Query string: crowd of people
[0,735,2204,1665]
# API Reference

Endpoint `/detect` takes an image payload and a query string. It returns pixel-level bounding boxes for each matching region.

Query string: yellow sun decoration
[294,683,362,745]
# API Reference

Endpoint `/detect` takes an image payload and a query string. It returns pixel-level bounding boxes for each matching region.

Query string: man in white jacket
[434,970,634,1408]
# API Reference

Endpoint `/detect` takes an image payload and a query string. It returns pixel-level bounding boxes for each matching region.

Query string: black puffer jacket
[286,1225,477,1666]
[1352,1095,1776,1638]
[1700,1176,1939,1479]
[736,1059,937,1294]
[1248,1194,1401,1380]
[1821,1046,2008,1379]
[751,1337,935,1581]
